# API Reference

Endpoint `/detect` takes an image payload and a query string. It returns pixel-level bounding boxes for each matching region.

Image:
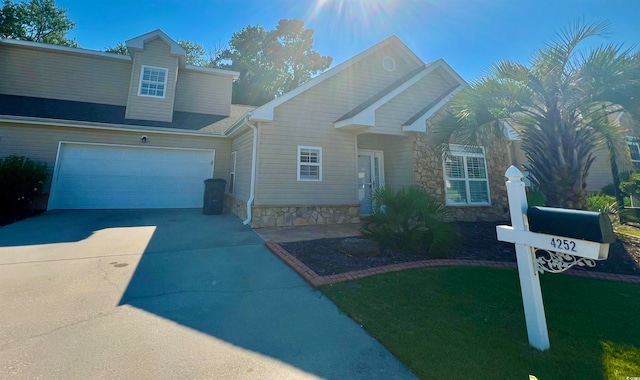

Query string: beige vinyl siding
[587,148,614,192]
[175,71,233,116]
[0,44,130,105]
[255,46,423,206]
[230,129,253,201]
[372,70,453,135]
[126,39,178,122]
[0,122,231,192]
[357,134,414,189]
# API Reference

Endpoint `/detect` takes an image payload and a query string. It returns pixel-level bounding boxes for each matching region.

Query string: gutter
[0,115,225,137]
[243,116,258,226]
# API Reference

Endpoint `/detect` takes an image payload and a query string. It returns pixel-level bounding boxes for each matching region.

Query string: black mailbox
[527,206,615,244]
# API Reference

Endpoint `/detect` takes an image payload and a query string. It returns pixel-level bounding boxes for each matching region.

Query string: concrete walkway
[256,223,362,243]
[0,210,415,379]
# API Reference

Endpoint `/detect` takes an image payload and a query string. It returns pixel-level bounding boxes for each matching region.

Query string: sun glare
[308,0,399,44]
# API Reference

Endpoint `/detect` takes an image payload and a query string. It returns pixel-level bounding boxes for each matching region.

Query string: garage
[48,142,215,210]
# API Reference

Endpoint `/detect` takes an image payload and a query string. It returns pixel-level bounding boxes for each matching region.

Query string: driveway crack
[0,310,118,351]
[97,257,122,292]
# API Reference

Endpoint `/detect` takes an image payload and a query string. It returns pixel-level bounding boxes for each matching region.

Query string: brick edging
[264,240,640,287]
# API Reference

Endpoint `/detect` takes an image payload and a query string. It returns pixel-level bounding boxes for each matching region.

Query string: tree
[432,22,640,210]
[0,0,76,46]
[105,39,211,67]
[176,39,209,67]
[212,19,332,106]
[104,41,128,55]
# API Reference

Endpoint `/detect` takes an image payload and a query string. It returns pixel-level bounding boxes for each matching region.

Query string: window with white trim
[297,146,322,181]
[627,138,640,170]
[229,151,236,194]
[138,65,168,98]
[443,144,490,205]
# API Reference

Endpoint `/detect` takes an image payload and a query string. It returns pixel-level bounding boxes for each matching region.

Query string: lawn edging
[264,240,640,287]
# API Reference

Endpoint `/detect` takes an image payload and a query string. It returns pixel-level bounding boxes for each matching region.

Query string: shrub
[361,186,456,256]
[0,155,48,213]
[586,193,618,214]
[526,190,546,206]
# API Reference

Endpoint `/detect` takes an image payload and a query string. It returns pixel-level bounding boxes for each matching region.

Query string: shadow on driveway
[0,209,413,379]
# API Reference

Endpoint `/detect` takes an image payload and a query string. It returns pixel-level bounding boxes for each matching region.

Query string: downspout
[243,119,258,225]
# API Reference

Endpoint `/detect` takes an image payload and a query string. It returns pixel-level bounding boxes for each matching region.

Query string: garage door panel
[49,144,214,210]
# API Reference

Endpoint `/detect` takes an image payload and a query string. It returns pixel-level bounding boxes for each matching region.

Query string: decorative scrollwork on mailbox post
[534,250,597,274]
[495,166,614,351]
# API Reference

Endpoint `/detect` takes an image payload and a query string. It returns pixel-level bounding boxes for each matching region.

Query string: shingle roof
[0,95,254,134]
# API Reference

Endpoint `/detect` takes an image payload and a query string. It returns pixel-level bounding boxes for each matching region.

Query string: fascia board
[0,38,131,61]
[184,64,239,78]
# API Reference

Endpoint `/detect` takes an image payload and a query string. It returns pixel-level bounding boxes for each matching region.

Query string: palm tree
[432,22,640,209]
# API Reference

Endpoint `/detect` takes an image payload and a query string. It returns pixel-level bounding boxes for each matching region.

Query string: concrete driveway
[0,209,415,379]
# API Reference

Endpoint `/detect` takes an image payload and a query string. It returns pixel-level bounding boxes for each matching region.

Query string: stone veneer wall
[250,205,361,228]
[413,133,510,222]
[225,194,248,221]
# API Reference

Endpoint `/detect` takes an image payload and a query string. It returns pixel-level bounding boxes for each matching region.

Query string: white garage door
[48,143,215,210]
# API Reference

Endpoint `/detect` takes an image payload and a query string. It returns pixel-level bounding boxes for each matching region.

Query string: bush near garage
[0,155,48,213]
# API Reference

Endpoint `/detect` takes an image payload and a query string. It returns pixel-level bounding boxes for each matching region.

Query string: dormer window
[138,65,168,98]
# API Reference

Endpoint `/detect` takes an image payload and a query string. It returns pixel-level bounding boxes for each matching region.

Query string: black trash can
[203,178,226,215]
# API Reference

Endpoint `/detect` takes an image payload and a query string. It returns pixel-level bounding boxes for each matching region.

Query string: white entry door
[48,142,215,210]
[357,150,384,215]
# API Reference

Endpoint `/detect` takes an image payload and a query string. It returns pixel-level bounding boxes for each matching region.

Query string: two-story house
[1,29,516,227]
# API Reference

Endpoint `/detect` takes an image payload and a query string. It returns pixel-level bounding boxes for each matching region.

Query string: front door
[357,150,384,215]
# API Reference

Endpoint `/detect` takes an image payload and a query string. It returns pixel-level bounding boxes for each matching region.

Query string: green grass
[616,225,640,238]
[321,267,640,380]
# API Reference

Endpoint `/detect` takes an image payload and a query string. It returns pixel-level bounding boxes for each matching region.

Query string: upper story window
[443,144,490,205]
[297,146,322,181]
[138,65,168,98]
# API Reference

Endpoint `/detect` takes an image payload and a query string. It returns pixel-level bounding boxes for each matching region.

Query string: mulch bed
[280,222,640,277]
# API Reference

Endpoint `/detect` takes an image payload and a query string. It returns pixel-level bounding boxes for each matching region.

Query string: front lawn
[321,267,640,379]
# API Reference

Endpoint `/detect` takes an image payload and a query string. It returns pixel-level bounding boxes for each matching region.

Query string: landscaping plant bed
[280,222,640,277]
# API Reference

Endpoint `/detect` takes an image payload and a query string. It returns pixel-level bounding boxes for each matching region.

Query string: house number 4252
[550,238,577,252]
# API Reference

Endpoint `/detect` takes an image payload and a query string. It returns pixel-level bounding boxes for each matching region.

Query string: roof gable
[126,29,186,63]
[334,59,466,132]
[250,35,424,122]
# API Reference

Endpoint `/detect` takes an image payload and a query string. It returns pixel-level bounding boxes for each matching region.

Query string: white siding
[0,44,130,105]
[230,129,253,202]
[125,39,179,122]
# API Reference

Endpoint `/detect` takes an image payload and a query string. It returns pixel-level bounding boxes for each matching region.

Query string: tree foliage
[0,0,76,46]
[431,21,640,210]
[212,19,332,106]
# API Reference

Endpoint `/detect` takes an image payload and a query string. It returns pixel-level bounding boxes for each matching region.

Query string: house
[0,29,514,227]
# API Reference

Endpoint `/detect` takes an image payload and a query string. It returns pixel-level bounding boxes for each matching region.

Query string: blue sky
[57,0,639,82]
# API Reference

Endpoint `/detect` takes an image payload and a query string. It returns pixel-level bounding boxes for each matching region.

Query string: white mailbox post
[496,166,614,351]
